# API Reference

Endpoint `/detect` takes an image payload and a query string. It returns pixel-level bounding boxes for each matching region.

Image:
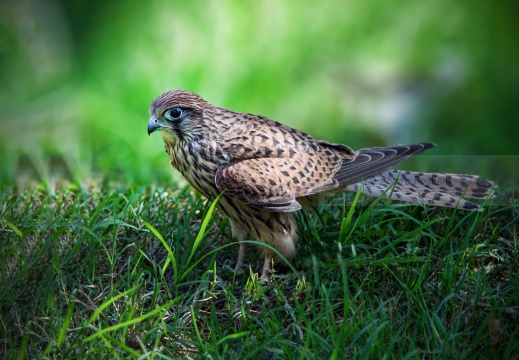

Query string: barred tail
[345,170,495,211]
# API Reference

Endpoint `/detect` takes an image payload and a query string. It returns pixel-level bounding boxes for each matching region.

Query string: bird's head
[148,90,210,143]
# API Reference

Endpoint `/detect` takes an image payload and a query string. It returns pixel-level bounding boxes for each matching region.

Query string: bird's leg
[234,241,247,273]
[230,220,250,274]
[260,256,272,283]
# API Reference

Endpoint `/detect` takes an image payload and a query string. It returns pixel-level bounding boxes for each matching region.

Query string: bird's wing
[215,156,341,212]
[331,143,437,186]
[216,143,437,212]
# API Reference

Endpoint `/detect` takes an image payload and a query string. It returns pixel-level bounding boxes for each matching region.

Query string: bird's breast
[165,141,221,200]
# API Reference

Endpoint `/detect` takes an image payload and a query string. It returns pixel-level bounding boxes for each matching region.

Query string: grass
[0,176,518,359]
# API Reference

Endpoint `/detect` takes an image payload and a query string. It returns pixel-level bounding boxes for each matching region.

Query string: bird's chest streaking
[164,139,223,200]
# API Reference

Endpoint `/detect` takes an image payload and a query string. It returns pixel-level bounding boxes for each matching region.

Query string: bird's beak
[148,115,161,135]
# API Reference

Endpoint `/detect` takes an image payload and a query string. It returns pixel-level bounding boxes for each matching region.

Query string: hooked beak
[147,115,161,135]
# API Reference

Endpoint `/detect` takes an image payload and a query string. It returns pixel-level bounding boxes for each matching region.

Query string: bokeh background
[1,0,518,185]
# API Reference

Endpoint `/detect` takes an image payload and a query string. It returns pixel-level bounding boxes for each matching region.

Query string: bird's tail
[345,169,495,211]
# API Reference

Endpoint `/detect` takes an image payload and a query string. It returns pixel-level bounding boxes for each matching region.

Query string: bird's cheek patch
[160,130,179,143]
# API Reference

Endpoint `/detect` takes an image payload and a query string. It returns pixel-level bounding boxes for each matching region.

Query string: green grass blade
[84,285,141,327]
[16,332,29,360]
[215,331,251,347]
[190,305,206,354]
[57,299,75,348]
[186,191,224,266]
[340,184,362,244]
[83,298,178,343]
[143,220,178,277]
[4,220,23,237]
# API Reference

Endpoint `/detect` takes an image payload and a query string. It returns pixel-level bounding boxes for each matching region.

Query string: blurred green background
[1,0,518,184]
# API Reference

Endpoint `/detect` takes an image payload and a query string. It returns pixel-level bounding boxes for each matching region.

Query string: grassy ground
[0,176,518,359]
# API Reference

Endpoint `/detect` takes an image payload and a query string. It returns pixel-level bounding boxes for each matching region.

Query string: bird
[147,90,494,281]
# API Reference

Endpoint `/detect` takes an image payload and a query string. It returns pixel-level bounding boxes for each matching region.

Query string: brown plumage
[147,90,494,280]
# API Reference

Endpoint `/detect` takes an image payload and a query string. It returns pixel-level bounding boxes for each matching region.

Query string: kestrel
[147,90,494,280]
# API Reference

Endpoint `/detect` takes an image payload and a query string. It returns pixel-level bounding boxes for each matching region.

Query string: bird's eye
[165,107,183,121]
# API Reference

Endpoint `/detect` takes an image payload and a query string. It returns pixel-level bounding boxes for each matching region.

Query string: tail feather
[345,170,495,211]
[334,143,436,186]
